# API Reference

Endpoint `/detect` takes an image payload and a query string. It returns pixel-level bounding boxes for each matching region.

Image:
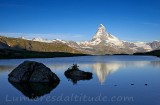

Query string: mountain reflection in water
[49,61,160,84]
[1,61,160,86]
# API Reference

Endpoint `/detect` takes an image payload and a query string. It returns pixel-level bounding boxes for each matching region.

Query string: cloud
[0,32,84,41]
[72,34,82,37]
[143,22,160,26]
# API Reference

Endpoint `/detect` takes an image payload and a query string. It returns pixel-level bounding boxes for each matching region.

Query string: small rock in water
[64,64,93,84]
[131,84,134,85]
[114,85,118,86]
[145,84,148,86]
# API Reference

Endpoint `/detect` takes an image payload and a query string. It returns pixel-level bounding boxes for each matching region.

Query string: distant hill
[134,50,160,57]
[0,36,87,59]
[0,36,82,53]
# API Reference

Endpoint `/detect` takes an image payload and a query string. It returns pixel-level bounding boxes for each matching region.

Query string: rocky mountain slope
[0,36,81,54]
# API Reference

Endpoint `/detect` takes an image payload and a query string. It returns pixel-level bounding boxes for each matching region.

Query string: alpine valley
[0,24,160,56]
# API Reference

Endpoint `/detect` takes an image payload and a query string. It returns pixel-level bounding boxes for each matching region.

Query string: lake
[0,55,160,105]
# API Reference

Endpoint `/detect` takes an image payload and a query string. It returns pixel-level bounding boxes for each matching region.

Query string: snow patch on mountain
[32,37,52,43]
[52,39,66,43]
[134,42,152,50]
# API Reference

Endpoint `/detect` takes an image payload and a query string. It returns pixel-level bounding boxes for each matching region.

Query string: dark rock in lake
[9,81,59,99]
[145,84,148,86]
[8,61,60,83]
[64,64,93,84]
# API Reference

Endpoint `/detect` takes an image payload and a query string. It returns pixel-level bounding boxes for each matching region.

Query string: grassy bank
[0,49,87,59]
[134,50,160,57]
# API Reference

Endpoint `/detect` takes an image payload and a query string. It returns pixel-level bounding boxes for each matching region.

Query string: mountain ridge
[0,36,82,54]
[0,24,160,55]
[64,24,159,55]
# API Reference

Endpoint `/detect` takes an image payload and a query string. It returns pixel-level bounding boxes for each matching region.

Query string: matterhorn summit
[91,24,124,47]
[92,24,111,41]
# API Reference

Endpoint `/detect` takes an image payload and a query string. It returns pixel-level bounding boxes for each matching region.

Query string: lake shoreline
[0,48,159,59]
[133,50,160,57]
[0,48,89,59]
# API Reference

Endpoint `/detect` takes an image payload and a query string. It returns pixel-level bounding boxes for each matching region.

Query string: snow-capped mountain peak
[92,24,120,41]
[92,24,110,41]
[90,24,124,47]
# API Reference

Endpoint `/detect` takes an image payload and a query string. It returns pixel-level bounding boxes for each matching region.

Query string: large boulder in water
[8,61,60,83]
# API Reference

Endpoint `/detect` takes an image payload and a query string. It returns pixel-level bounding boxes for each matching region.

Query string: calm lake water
[0,55,160,105]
